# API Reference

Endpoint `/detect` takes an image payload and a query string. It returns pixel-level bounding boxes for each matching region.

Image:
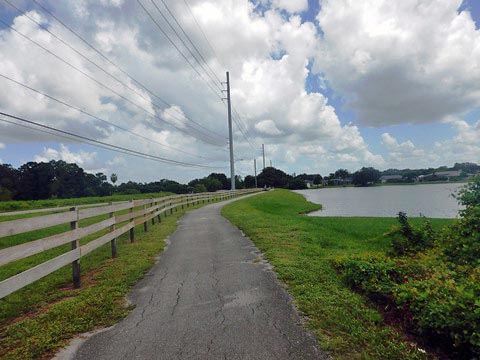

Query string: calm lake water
[295,183,465,218]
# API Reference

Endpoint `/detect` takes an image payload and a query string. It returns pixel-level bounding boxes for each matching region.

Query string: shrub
[387,212,435,256]
[336,257,416,299]
[336,177,480,356]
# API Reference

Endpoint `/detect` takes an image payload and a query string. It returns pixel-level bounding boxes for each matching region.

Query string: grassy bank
[222,189,452,359]
[0,199,210,359]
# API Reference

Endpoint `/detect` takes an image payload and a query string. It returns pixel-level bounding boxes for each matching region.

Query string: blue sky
[0,0,479,182]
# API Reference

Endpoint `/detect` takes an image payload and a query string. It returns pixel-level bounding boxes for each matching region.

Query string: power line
[0,111,225,169]
[137,0,223,102]
[3,0,226,144]
[157,0,222,85]
[0,17,226,147]
[0,73,225,162]
[29,0,226,141]
[182,0,225,70]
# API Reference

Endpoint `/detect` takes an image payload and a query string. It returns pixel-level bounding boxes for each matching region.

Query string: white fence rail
[0,189,260,299]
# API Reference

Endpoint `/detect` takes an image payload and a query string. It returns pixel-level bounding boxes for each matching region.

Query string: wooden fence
[0,189,260,299]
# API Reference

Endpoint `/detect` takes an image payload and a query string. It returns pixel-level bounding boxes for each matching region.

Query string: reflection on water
[296,183,465,218]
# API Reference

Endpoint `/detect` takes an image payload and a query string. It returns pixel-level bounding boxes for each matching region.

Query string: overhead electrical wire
[182,0,225,70]
[0,18,226,147]
[3,0,226,145]
[156,0,222,85]
[29,0,226,141]
[0,111,225,169]
[171,0,262,157]
[137,0,224,101]
[0,73,225,163]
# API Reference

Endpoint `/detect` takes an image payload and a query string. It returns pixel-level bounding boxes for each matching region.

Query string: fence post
[170,201,173,214]
[70,207,80,288]
[143,204,148,232]
[109,202,117,258]
[152,200,156,225]
[129,200,135,242]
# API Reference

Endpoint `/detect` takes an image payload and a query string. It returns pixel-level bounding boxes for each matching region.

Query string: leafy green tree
[334,169,350,179]
[352,167,381,186]
[193,183,207,193]
[244,175,256,188]
[257,167,292,188]
[313,175,323,185]
[288,178,307,190]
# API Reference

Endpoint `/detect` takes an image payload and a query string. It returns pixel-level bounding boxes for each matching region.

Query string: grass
[0,192,173,213]
[0,198,216,359]
[222,189,453,359]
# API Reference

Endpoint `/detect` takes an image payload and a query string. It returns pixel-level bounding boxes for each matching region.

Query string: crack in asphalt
[171,280,185,316]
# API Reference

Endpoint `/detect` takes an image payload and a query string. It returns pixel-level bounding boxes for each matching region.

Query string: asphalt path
[73,194,326,359]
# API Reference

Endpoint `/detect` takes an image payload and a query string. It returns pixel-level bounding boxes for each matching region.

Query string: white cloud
[315,0,480,126]
[255,119,282,136]
[34,144,98,169]
[272,0,308,14]
[0,0,387,181]
[381,119,480,169]
[0,143,5,149]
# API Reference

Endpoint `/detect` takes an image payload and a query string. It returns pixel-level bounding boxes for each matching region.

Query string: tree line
[1,160,478,201]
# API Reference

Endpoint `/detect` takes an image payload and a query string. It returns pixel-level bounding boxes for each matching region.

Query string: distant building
[434,170,462,178]
[305,180,314,188]
[380,175,403,183]
[332,178,352,185]
[418,170,462,182]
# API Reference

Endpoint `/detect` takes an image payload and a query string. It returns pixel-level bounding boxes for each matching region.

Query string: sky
[0,0,479,183]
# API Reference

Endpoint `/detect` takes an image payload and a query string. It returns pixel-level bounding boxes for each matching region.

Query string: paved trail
[73,195,325,359]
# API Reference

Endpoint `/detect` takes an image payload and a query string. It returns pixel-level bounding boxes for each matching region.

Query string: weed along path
[70,195,324,360]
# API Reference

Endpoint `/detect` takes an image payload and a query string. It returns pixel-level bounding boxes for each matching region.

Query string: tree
[244,175,256,188]
[203,177,222,192]
[313,175,323,185]
[352,167,381,186]
[257,167,292,188]
[0,164,18,200]
[193,183,207,193]
[334,169,350,179]
[110,173,118,185]
[288,178,307,190]
[207,173,229,190]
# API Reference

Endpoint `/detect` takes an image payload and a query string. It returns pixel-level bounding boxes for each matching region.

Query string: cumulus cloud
[34,144,98,169]
[255,119,282,136]
[0,0,420,181]
[271,0,308,14]
[381,119,480,169]
[315,0,480,126]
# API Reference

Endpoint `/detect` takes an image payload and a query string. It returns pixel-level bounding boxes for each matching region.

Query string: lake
[295,183,465,218]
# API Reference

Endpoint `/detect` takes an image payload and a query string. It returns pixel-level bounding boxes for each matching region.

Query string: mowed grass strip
[0,198,212,360]
[222,189,453,359]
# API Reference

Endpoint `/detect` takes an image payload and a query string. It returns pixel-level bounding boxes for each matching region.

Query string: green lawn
[222,189,453,359]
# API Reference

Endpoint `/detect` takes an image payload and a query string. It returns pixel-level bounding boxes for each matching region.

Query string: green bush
[396,268,480,353]
[336,177,480,357]
[387,212,435,256]
[337,257,403,298]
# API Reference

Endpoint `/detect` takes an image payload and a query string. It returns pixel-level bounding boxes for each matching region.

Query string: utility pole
[262,144,266,170]
[225,72,235,190]
[254,158,258,188]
